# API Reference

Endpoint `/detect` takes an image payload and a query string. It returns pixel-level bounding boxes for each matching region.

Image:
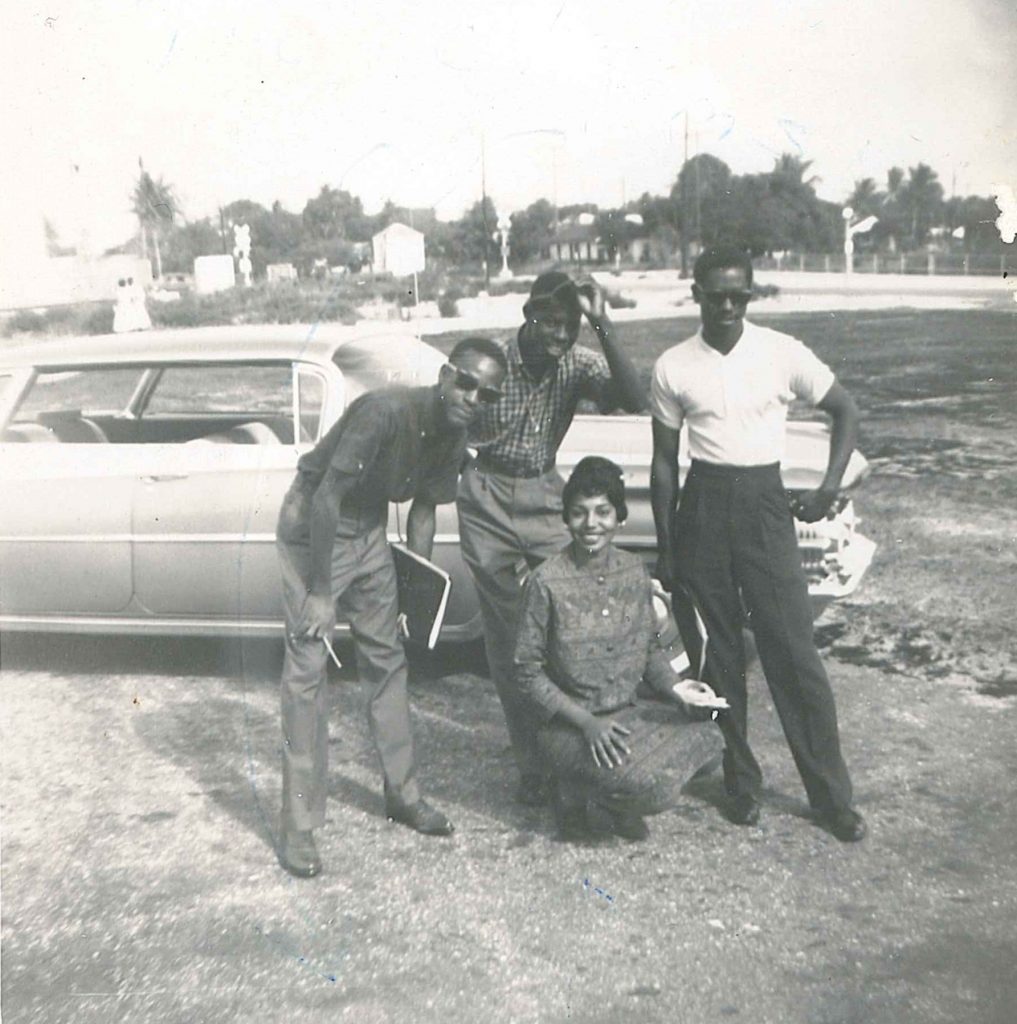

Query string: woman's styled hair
[561,455,628,523]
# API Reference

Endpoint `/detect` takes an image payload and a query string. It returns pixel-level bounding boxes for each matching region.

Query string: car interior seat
[36,412,109,443]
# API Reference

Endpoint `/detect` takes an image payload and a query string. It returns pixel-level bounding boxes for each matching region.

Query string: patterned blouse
[513,544,677,722]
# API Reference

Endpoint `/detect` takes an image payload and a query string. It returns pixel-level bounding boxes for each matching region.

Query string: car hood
[559,414,869,491]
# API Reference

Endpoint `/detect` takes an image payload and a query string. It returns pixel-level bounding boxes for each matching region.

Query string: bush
[3,309,46,336]
[81,304,115,335]
[42,306,76,329]
[487,278,533,297]
[437,287,462,318]
[150,293,233,328]
[752,282,779,299]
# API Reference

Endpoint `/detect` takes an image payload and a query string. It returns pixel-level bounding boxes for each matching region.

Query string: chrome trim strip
[0,534,136,543]
[0,612,482,641]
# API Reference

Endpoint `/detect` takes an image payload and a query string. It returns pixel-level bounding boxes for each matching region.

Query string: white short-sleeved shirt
[649,320,835,466]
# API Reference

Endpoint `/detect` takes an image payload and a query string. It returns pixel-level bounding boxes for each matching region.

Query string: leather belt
[473,453,556,479]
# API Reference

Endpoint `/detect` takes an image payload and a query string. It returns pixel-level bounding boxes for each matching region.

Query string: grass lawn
[433,309,1017,694]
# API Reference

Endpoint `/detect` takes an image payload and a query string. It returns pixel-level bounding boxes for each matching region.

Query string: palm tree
[878,167,907,252]
[901,163,944,248]
[131,159,179,279]
[847,178,882,218]
[771,153,820,191]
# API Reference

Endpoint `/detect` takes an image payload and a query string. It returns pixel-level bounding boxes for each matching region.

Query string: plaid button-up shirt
[468,331,618,476]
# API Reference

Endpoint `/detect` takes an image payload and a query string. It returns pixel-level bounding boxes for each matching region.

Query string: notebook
[390,543,452,650]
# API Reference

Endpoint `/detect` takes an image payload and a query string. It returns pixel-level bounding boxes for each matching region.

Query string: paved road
[2,631,1016,1024]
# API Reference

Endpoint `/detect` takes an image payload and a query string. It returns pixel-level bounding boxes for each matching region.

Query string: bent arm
[592,314,645,412]
[816,381,860,493]
[406,498,437,560]
[794,382,860,523]
[308,470,356,596]
[650,418,682,589]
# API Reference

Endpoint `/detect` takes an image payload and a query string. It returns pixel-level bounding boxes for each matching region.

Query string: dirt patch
[817,611,1017,702]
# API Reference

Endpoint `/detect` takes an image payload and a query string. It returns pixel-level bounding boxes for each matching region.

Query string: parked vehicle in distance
[0,325,875,640]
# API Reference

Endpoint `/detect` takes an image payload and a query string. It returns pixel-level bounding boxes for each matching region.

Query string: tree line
[115,153,1008,278]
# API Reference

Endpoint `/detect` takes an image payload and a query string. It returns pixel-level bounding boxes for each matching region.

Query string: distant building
[194,255,236,294]
[548,217,650,265]
[266,262,298,283]
[549,221,604,264]
[372,222,425,277]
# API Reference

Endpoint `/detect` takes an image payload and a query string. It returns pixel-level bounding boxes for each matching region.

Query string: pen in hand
[322,635,343,670]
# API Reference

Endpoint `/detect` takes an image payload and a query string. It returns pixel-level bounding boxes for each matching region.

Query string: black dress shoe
[553,804,593,842]
[727,793,761,826]
[822,808,867,842]
[516,776,552,807]
[608,811,650,842]
[385,798,455,837]
[278,829,322,878]
[551,787,597,842]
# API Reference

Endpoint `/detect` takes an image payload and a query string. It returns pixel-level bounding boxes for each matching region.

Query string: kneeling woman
[513,456,726,841]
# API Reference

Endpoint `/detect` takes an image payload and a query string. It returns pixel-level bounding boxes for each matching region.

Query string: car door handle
[141,474,189,483]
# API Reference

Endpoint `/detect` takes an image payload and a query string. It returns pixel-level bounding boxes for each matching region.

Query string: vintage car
[0,324,875,641]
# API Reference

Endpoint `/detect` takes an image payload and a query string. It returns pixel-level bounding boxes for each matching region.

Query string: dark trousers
[456,462,569,778]
[538,700,723,816]
[277,487,419,833]
[673,460,853,816]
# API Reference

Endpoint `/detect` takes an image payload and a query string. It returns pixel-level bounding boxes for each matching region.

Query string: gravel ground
[2,626,1016,1024]
[3,298,1015,1021]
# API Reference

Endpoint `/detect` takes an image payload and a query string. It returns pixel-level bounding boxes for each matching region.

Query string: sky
[2,0,1015,256]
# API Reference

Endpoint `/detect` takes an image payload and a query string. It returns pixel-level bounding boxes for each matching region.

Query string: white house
[372,222,425,277]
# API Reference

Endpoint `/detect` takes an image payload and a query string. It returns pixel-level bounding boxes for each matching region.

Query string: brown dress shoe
[385,797,455,837]
[278,829,322,878]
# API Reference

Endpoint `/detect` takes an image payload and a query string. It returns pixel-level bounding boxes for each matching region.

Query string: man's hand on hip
[793,486,838,523]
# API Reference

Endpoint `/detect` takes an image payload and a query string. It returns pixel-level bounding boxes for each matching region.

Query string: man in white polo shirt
[649,246,866,843]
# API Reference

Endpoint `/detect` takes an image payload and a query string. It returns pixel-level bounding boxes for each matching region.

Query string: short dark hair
[523,269,582,322]
[693,245,754,286]
[449,335,508,373]
[562,456,628,523]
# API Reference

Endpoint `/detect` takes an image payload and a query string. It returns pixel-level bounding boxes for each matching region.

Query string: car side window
[2,368,145,443]
[145,365,292,415]
[14,368,144,420]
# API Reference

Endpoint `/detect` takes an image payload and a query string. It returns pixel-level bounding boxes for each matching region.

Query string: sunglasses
[701,289,753,305]
[446,364,502,404]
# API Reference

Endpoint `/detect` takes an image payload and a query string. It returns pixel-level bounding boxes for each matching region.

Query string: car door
[130,361,329,622]
[0,367,139,616]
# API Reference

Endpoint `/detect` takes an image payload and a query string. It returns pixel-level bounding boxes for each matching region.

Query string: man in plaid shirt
[456,270,645,805]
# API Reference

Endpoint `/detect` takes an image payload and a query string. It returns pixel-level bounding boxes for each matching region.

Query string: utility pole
[552,144,559,259]
[480,133,491,290]
[679,111,690,278]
